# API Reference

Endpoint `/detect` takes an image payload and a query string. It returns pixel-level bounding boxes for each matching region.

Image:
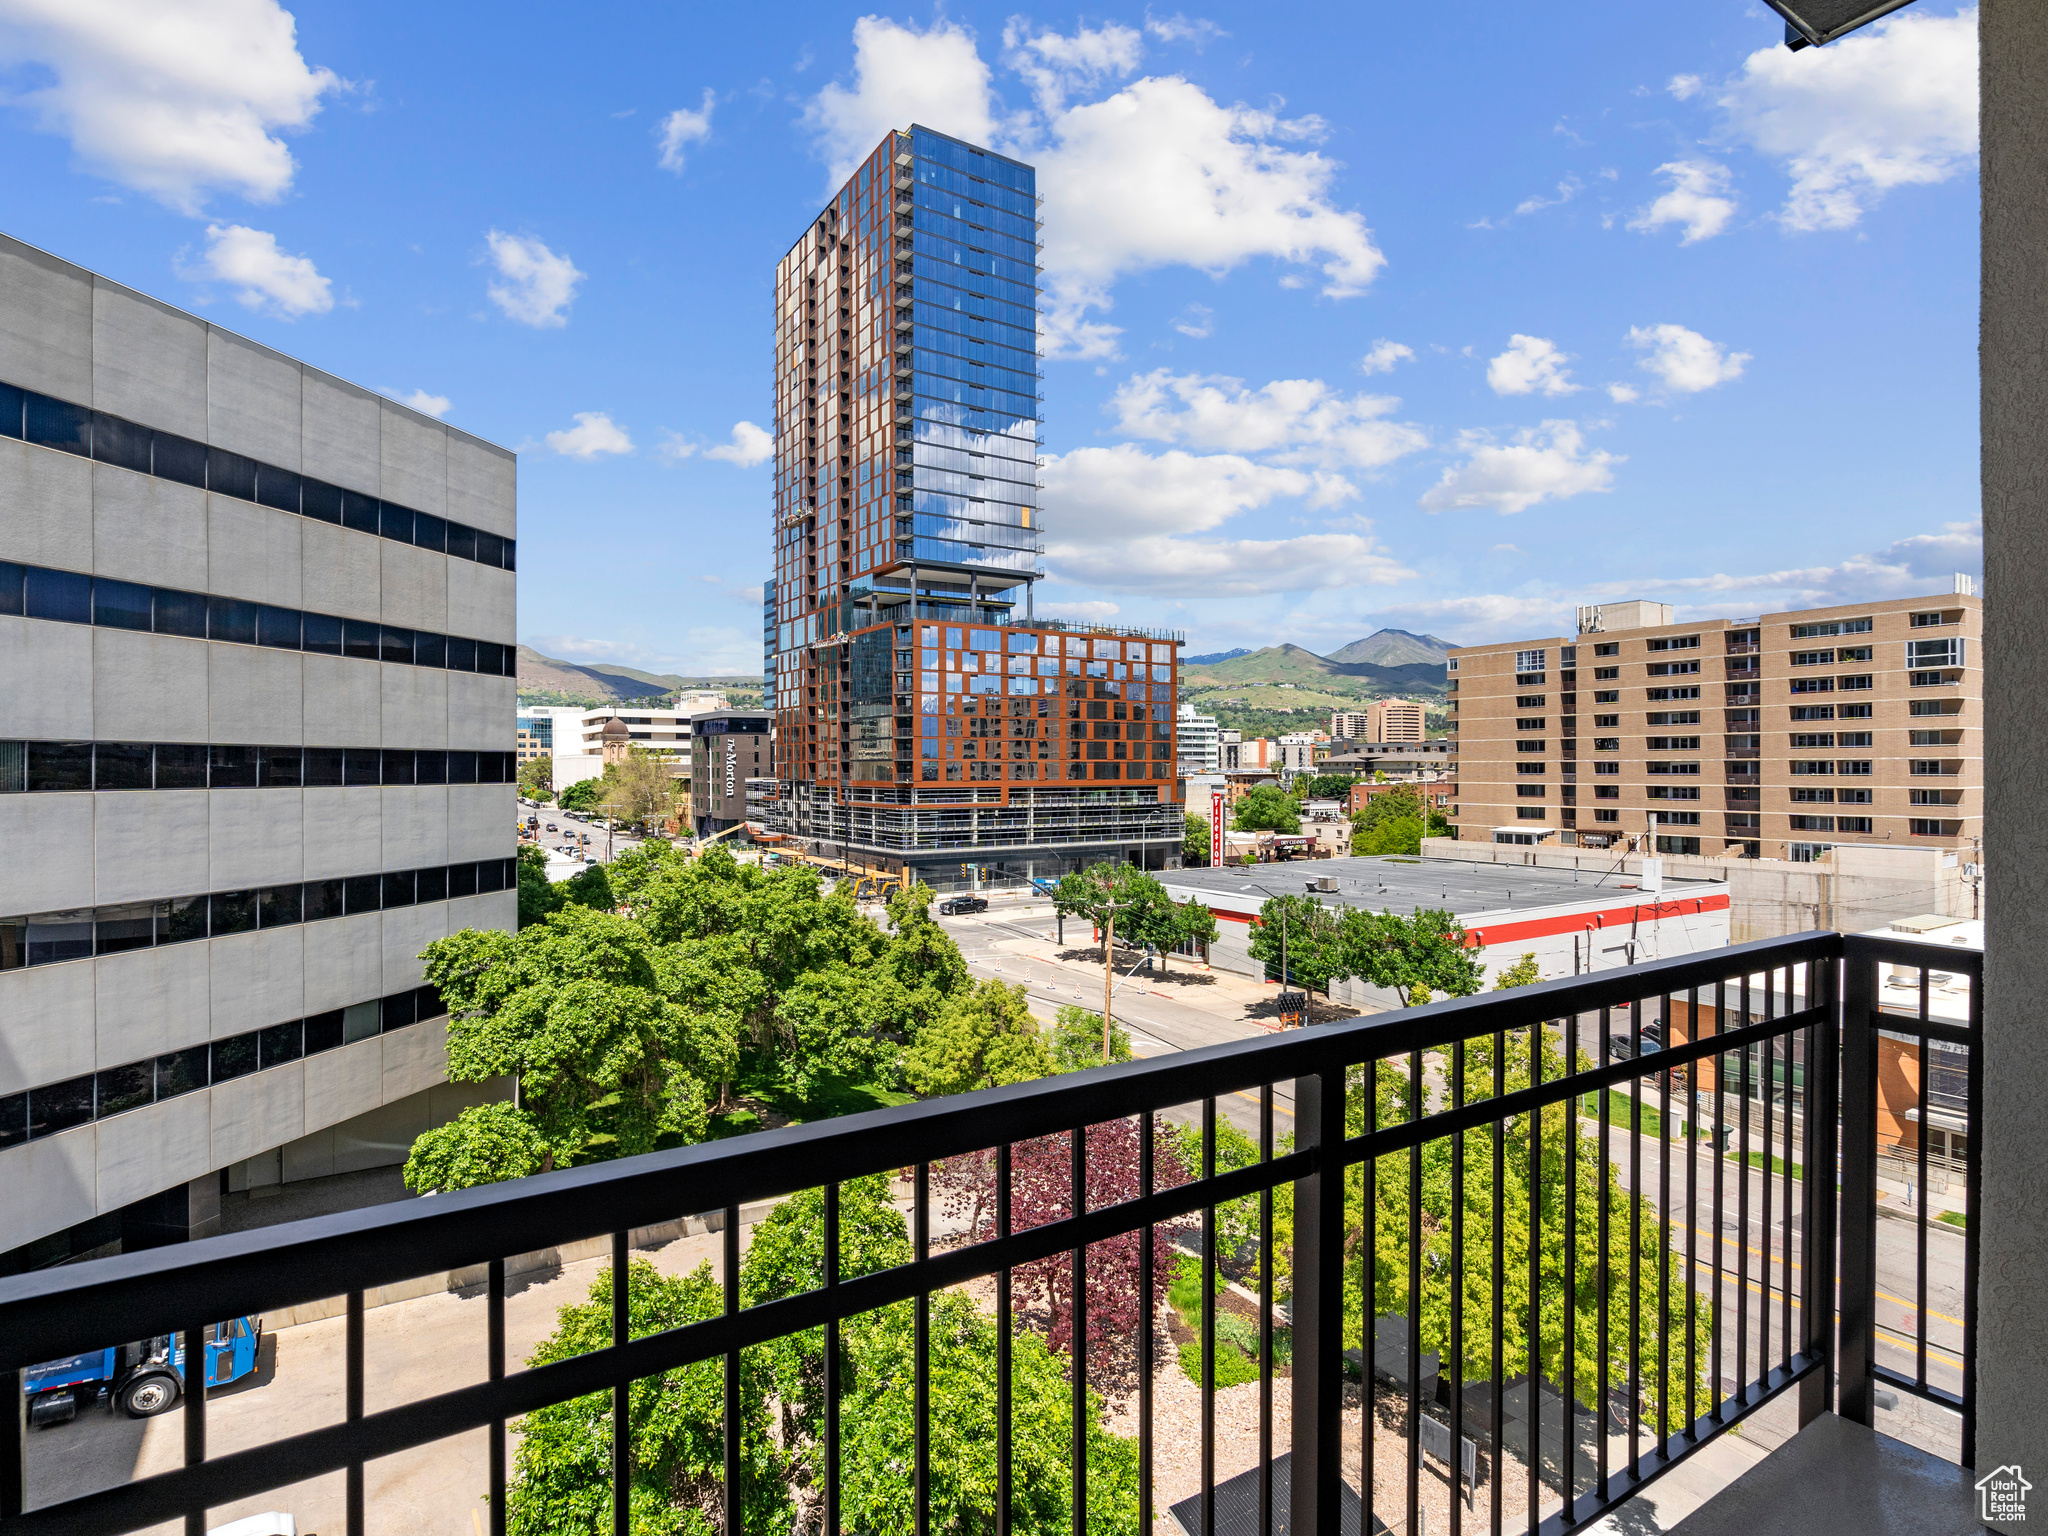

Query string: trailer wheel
[120,1375,180,1417]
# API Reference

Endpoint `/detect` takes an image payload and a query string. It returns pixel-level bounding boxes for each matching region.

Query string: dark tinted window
[208,743,257,789]
[343,874,381,913]
[446,635,476,672]
[381,992,417,1032]
[303,878,345,920]
[24,394,89,455]
[413,982,445,1019]
[153,586,207,638]
[475,531,505,568]
[94,741,153,790]
[0,381,21,439]
[381,870,415,908]
[155,1046,208,1098]
[475,858,506,894]
[303,1010,345,1054]
[0,560,21,616]
[343,618,381,661]
[255,465,300,514]
[95,1061,154,1117]
[25,567,90,624]
[29,1075,95,1137]
[379,502,414,543]
[259,1020,304,1068]
[415,630,446,668]
[445,521,477,562]
[302,747,344,787]
[155,743,209,789]
[342,490,379,534]
[412,512,446,553]
[209,596,257,646]
[153,433,207,488]
[27,741,93,792]
[447,861,477,898]
[258,605,301,650]
[259,745,302,787]
[415,865,448,903]
[0,1092,22,1148]
[447,750,477,784]
[501,539,517,573]
[415,749,447,785]
[381,749,415,785]
[93,414,153,474]
[210,1034,258,1084]
[258,884,302,927]
[209,889,258,935]
[207,446,257,500]
[380,626,414,666]
[162,895,208,943]
[301,479,343,524]
[94,901,157,955]
[303,612,342,655]
[25,914,93,965]
[476,640,504,676]
[93,577,153,631]
[344,748,382,786]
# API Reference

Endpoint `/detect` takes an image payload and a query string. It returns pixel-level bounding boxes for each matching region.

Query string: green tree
[1245,894,1350,999]
[1048,1005,1131,1072]
[1182,811,1211,867]
[1354,815,1427,857]
[903,980,1054,1097]
[1494,953,1543,989]
[557,775,604,814]
[1351,785,1451,854]
[516,843,562,929]
[517,753,553,799]
[404,1101,547,1193]
[1303,773,1357,801]
[1231,784,1300,833]
[1340,905,1486,1006]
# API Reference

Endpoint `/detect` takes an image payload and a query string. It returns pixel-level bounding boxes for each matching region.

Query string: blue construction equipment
[23,1316,262,1425]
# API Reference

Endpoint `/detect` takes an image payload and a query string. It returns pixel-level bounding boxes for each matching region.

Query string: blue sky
[0,2,1981,671]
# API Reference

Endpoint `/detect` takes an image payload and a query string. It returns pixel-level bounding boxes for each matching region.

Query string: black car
[938,895,989,916]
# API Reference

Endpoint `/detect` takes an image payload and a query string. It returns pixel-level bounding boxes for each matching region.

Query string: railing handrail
[0,928,1846,1372]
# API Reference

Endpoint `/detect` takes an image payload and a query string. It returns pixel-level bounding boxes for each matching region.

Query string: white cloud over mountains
[802,17,1385,360]
[1419,421,1620,515]
[0,0,341,213]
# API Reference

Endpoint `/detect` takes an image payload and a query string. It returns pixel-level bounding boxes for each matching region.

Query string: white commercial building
[552,697,724,791]
[1177,703,1220,774]
[0,233,519,1268]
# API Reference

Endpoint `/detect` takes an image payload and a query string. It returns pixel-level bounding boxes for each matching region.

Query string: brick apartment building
[1446,588,1980,859]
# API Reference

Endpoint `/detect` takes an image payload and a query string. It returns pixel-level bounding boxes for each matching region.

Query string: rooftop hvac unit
[1315,876,1339,892]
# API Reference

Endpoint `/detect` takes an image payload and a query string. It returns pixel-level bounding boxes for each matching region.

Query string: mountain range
[516,645,759,702]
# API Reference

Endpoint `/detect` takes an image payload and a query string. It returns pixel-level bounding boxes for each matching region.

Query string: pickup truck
[24,1316,262,1425]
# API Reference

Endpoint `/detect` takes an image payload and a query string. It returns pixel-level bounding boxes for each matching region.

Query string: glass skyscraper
[767,125,1184,881]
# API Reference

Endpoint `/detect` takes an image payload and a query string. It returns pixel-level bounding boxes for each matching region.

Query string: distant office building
[1177,703,1220,773]
[764,124,1182,879]
[0,232,518,1268]
[1449,585,1981,857]
[1367,698,1425,743]
[691,709,772,837]
[553,705,710,791]
[1329,710,1371,740]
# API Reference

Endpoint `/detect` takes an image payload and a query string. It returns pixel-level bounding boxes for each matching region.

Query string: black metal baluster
[825,1183,841,1536]
[1367,1059,1381,1536]
[1597,1006,1611,1503]
[1683,987,1697,1443]
[723,1206,740,1536]
[1736,978,1752,1406]
[1071,1127,1088,1536]
[1526,1019,1542,1534]
[1202,1099,1217,1536]
[1629,997,1643,1482]
[1451,1038,1467,1536]
[1,1366,23,1525]
[345,1296,362,1536]
[1711,980,1726,1422]
[998,1143,1015,1536]
[1407,1048,1423,1536]
[1562,1020,1577,1519]
[915,1166,930,1536]
[1139,1119,1154,1536]
[1760,1028,1776,1384]
[187,1321,210,1536]
[1260,1085,1275,1536]
[1290,1065,1346,1536]
[1916,966,1931,1394]
[1962,958,1983,1469]
[1657,991,1671,1458]
[489,1258,506,1536]
[1492,1028,1506,1535]
[613,1231,630,1536]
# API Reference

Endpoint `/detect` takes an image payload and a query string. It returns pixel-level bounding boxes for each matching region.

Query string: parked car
[937,895,988,916]
[545,822,558,832]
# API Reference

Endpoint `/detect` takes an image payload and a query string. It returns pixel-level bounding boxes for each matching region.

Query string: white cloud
[545,412,633,460]
[704,421,773,466]
[1718,5,1977,232]
[1360,339,1413,375]
[383,387,450,418]
[1586,521,1981,610]
[1668,73,1703,101]
[1606,382,1641,404]
[1485,334,1578,397]
[1144,13,1226,45]
[484,230,585,328]
[181,223,332,317]
[1035,599,1123,622]
[1173,303,1214,339]
[1512,177,1582,217]
[1107,368,1427,471]
[1002,20,1142,114]
[655,432,696,464]
[802,16,994,187]
[1419,420,1620,515]
[657,88,715,173]
[1627,323,1750,392]
[0,0,340,214]
[1627,159,1737,244]
[1037,443,1411,595]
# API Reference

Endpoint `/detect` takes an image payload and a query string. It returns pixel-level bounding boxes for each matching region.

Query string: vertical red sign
[1210,787,1224,867]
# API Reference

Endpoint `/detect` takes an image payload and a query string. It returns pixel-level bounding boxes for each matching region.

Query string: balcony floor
[1654,1412,1983,1536]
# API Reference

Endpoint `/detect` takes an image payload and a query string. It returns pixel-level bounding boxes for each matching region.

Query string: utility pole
[1093,893,1137,1064]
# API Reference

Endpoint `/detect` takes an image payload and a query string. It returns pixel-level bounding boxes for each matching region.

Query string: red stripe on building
[1462,894,1729,948]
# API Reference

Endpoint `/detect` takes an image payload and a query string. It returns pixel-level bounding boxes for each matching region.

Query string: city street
[519,796,644,877]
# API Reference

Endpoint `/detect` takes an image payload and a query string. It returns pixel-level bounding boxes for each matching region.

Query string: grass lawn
[1937,1209,1969,1229]
[708,1059,915,1140]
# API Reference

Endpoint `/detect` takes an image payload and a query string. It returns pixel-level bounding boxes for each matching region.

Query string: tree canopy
[1048,863,1216,972]
[517,753,553,799]
[1303,773,1358,801]
[1182,811,1211,867]
[1231,784,1300,834]
[1243,897,1486,1006]
[1350,785,1452,856]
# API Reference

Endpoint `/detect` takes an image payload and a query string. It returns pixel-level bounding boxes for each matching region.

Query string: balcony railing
[0,934,1977,1536]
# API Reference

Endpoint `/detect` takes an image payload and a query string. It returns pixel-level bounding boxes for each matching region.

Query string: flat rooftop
[1160,855,1723,920]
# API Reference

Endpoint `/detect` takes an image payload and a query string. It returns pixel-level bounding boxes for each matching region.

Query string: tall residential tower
[767,126,1182,880]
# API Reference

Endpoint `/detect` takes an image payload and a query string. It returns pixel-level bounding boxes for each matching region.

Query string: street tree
[1304,773,1357,800]
[1049,1005,1131,1073]
[1493,953,1543,989]
[1182,810,1212,867]
[609,748,684,826]
[1231,784,1300,834]
[902,979,1054,1097]
[404,1101,547,1193]
[517,752,553,800]
[516,843,560,929]
[1341,905,1485,1006]
[1245,894,1350,999]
